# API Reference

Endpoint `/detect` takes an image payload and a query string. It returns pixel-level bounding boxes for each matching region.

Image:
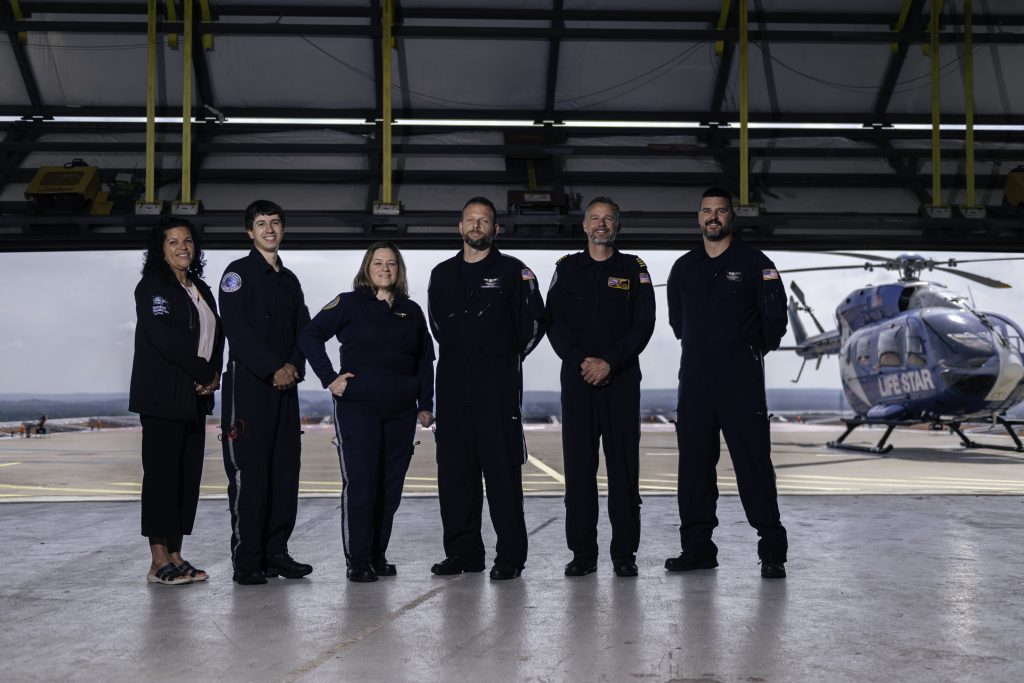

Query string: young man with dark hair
[219,199,313,585]
[427,196,546,580]
[665,186,789,579]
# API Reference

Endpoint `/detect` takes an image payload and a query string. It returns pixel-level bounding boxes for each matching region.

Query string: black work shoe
[760,561,786,579]
[489,562,522,580]
[430,556,486,575]
[664,553,719,572]
[265,553,313,579]
[347,562,379,583]
[372,558,397,577]
[232,569,267,585]
[564,558,598,577]
[613,562,639,577]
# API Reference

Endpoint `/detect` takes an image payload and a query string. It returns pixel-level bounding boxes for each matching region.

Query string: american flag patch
[762,269,780,280]
[521,268,535,280]
[639,272,651,284]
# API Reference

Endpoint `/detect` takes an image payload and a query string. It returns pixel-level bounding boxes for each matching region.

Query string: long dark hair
[141,217,206,279]
[352,241,409,298]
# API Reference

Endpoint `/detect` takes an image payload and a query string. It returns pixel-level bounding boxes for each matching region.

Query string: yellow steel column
[381,0,395,206]
[145,0,157,203]
[929,0,941,207]
[181,0,193,203]
[713,0,732,57]
[964,0,977,209]
[739,0,749,207]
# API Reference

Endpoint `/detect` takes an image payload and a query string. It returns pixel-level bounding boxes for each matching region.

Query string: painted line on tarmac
[527,455,565,484]
[0,483,139,495]
[0,462,22,468]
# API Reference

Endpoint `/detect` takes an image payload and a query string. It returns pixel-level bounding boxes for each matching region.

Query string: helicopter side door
[876,318,937,402]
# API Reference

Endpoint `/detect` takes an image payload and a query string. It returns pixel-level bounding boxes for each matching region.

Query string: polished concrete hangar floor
[3,428,1024,681]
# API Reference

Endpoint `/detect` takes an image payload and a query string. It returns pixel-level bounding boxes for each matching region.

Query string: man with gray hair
[546,196,656,578]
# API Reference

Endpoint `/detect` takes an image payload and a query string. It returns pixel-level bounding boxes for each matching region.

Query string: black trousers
[221,361,302,571]
[435,409,527,569]
[140,413,206,537]
[332,397,416,566]
[675,348,788,562]
[560,364,641,563]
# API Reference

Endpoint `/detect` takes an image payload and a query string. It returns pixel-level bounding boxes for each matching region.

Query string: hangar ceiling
[1,0,1022,252]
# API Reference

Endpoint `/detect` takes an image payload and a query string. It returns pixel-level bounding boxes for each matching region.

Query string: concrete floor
[3,495,1023,682]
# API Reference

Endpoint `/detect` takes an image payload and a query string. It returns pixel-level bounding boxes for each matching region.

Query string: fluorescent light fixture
[4,115,1021,132]
[393,118,537,127]
[561,120,705,129]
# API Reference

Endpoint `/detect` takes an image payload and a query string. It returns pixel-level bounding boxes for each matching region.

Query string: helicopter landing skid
[947,418,1024,453]
[827,420,896,455]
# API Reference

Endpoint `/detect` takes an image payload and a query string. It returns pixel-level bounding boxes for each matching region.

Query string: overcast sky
[2,242,1023,395]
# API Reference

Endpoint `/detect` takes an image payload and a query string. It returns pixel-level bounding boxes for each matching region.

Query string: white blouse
[182,282,217,362]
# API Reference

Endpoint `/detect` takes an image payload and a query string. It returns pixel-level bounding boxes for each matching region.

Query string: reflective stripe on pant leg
[225,361,243,563]
[333,396,351,560]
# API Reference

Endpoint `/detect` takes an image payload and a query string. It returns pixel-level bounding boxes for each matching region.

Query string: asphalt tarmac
[1,422,1023,501]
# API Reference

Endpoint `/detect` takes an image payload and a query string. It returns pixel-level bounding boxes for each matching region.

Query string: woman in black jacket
[129,217,224,585]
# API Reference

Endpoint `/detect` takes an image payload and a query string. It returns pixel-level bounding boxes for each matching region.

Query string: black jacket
[546,249,656,379]
[129,270,224,420]
[667,238,787,358]
[218,249,310,383]
[300,290,435,413]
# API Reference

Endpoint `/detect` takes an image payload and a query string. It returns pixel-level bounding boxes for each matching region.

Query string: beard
[463,231,493,250]
[701,221,731,242]
[588,231,616,246]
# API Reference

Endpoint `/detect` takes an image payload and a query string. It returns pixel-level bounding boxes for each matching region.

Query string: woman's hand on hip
[328,372,355,397]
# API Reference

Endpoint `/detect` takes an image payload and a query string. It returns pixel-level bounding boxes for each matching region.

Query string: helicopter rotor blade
[931,266,1011,289]
[779,264,876,274]
[826,251,895,263]
[942,256,1024,266]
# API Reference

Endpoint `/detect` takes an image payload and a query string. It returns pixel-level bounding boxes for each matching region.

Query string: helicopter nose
[940,368,998,397]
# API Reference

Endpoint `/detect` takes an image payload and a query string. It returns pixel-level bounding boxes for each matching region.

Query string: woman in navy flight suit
[300,241,435,582]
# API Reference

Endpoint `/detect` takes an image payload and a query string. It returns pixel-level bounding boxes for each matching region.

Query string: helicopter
[782,252,1024,454]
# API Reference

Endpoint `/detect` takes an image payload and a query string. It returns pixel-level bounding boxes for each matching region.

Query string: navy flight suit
[218,249,311,574]
[300,290,435,569]
[667,238,788,564]
[546,250,656,565]
[427,247,546,571]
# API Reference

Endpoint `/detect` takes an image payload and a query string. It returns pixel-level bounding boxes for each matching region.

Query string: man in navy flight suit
[219,199,313,585]
[427,196,546,580]
[546,197,655,578]
[665,186,788,579]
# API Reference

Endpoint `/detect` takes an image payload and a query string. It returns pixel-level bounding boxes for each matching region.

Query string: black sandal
[176,560,208,582]
[147,563,191,585]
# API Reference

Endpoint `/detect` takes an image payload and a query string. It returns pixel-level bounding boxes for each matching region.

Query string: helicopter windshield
[922,311,994,368]
[907,287,965,310]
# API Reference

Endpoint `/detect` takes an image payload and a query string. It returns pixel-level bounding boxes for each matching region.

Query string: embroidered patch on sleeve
[151,295,170,316]
[220,271,242,292]
[322,295,341,311]
[608,277,630,291]
[762,269,780,281]
[521,268,536,281]
[639,272,651,285]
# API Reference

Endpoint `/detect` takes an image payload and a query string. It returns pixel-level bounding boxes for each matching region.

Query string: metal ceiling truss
[2,2,1023,253]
